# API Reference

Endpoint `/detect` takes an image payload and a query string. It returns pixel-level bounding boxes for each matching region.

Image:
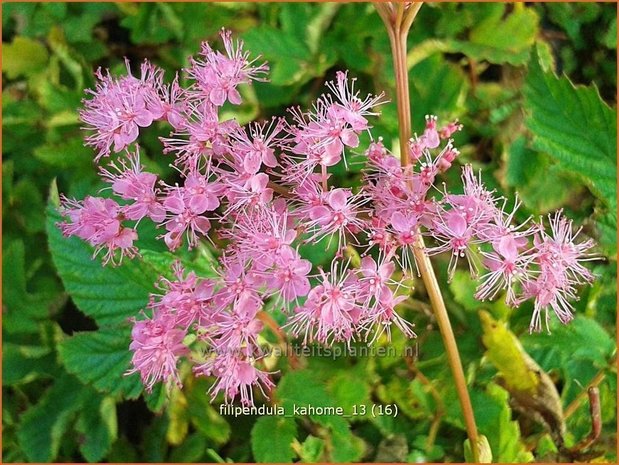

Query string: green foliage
[3,36,49,79]
[58,327,143,398]
[3,2,616,463]
[524,47,617,212]
[251,416,297,463]
[481,384,534,463]
[75,393,118,462]
[451,3,539,65]
[46,206,172,326]
[16,373,87,462]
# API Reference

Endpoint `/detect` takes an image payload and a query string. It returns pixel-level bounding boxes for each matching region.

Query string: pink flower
[100,149,166,223]
[228,118,282,169]
[224,208,297,269]
[225,173,273,213]
[523,212,596,332]
[161,185,213,250]
[476,234,532,305]
[81,60,165,160]
[58,195,138,265]
[212,258,262,311]
[161,102,239,171]
[358,256,395,301]
[439,119,463,139]
[153,262,216,330]
[390,211,419,246]
[266,247,312,301]
[188,29,268,107]
[195,353,274,406]
[210,294,264,351]
[307,188,368,245]
[427,208,478,279]
[127,313,188,392]
[151,75,188,129]
[324,71,385,131]
[419,115,440,149]
[286,264,363,345]
[361,287,416,342]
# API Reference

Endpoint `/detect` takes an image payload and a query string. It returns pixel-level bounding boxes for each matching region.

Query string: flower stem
[375,3,480,462]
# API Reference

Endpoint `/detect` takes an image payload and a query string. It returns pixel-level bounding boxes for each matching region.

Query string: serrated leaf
[483,384,533,463]
[524,46,617,212]
[523,315,615,368]
[251,416,297,463]
[17,373,86,462]
[58,326,143,398]
[46,204,173,326]
[595,211,618,257]
[461,4,539,65]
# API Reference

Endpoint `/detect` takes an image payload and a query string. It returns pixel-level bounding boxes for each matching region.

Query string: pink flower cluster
[58,29,597,406]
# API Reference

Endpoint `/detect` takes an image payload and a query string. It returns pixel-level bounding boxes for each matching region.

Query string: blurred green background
[2,2,616,463]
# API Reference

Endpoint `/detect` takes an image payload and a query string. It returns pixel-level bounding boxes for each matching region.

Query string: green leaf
[449,269,479,311]
[298,435,325,462]
[3,36,49,79]
[326,369,370,414]
[58,326,143,398]
[276,370,364,462]
[34,136,92,169]
[523,315,615,368]
[482,384,533,463]
[75,393,118,462]
[169,432,207,462]
[17,373,86,462]
[243,26,308,83]
[251,416,297,463]
[460,3,539,65]
[186,379,231,445]
[409,53,468,129]
[596,211,618,257]
[2,342,56,385]
[3,239,60,334]
[119,3,176,45]
[46,204,173,326]
[241,25,333,87]
[603,16,617,49]
[506,136,579,213]
[524,46,617,212]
